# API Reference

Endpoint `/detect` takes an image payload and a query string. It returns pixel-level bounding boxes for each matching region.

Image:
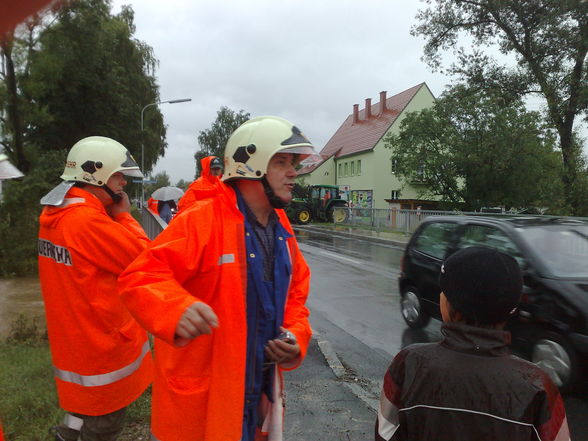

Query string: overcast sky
[105,0,450,183]
[109,0,584,185]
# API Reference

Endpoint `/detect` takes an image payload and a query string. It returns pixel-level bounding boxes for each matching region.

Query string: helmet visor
[279,145,322,167]
[120,168,143,178]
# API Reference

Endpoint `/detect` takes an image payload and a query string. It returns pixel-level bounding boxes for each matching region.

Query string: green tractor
[287,184,349,225]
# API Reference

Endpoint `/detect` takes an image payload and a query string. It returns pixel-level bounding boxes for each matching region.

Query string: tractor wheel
[296,208,311,224]
[328,206,348,223]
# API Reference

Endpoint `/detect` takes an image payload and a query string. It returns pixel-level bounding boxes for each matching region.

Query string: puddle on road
[0,277,45,336]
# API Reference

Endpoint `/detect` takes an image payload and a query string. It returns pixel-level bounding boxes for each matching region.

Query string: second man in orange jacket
[38,137,153,441]
[119,116,320,441]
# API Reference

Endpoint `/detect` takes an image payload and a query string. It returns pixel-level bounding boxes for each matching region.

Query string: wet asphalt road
[294,226,588,441]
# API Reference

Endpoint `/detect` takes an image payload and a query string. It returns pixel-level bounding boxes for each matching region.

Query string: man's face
[266,153,297,204]
[105,172,127,199]
[210,167,222,177]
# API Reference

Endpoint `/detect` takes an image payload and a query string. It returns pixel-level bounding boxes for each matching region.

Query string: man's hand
[175,302,219,347]
[265,327,300,365]
[107,192,131,218]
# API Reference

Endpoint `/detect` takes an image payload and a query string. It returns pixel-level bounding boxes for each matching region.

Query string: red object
[147,197,158,213]
[1,0,56,35]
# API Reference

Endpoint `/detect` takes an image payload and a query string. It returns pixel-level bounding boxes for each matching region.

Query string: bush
[5,314,47,347]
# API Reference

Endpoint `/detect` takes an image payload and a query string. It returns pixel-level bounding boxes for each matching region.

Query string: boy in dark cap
[376,246,571,441]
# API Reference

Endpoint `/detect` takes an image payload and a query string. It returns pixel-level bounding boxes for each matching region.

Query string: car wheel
[531,332,579,393]
[401,285,430,329]
[296,208,311,224]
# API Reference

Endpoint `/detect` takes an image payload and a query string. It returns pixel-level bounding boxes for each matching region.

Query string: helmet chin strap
[102,184,122,204]
[261,176,288,209]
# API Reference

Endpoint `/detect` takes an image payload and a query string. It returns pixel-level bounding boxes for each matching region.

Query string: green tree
[0,0,164,275]
[413,0,588,213]
[385,85,565,212]
[195,106,250,177]
[144,171,171,198]
[175,179,189,191]
[23,0,165,174]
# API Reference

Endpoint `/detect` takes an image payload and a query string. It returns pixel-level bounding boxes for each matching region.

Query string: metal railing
[142,206,167,240]
[340,208,460,234]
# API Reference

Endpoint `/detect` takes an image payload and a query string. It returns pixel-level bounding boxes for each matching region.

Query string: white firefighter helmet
[60,136,142,184]
[41,136,142,206]
[222,116,320,182]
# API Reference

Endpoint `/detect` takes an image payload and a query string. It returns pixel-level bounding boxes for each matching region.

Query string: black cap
[210,157,223,169]
[439,246,523,324]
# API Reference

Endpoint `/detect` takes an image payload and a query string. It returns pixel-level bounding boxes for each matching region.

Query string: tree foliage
[144,171,171,198]
[195,106,250,177]
[175,179,189,191]
[0,0,164,275]
[413,0,588,213]
[385,85,566,212]
[24,0,165,173]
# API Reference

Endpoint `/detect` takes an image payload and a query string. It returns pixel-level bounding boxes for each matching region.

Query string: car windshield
[518,225,588,278]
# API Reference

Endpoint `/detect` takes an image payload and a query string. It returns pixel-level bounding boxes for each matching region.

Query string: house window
[391,190,400,200]
[391,158,398,174]
[357,160,361,176]
[415,164,425,182]
[338,163,342,177]
[344,163,348,177]
[351,161,355,176]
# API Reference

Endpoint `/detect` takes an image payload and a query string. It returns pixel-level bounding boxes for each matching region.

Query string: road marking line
[302,246,362,265]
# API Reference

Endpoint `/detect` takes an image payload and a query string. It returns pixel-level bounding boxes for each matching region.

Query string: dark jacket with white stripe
[375,322,570,441]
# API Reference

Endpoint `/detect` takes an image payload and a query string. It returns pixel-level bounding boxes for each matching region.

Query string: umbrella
[151,186,184,201]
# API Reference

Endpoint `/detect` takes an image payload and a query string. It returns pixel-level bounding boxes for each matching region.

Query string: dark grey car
[399,215,588,392]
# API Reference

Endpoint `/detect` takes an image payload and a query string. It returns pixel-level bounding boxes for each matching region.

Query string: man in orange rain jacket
[38,136,153,441]
[176,155,223,213]
[119,116,321,441]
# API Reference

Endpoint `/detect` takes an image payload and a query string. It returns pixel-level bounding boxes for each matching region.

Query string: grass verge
[0,316,150,440]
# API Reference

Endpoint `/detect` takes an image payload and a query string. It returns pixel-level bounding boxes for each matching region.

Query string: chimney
[379,91,387,114]
[353,104,359,123]
[365,98,372,119]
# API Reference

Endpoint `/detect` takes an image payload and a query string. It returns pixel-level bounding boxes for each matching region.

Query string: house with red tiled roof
[298,82,438,210]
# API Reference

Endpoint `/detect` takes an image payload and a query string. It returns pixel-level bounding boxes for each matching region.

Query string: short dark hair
[439,246,523,325]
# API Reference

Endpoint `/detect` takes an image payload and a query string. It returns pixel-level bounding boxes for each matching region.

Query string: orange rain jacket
[38,186,153,416]
[119,181,312,441]
[147,196,159,214]
[176,156,221,214]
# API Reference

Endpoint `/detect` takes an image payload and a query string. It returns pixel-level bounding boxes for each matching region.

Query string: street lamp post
[140,98,191,207]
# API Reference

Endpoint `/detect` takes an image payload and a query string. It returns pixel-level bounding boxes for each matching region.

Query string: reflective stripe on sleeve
[218,253,235,265]
[54,340,150,387]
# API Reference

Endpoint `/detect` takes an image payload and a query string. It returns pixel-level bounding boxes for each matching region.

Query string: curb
[316,338,379,413]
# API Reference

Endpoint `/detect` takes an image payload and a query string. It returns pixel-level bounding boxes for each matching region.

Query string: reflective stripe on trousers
[54,340,150,387]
